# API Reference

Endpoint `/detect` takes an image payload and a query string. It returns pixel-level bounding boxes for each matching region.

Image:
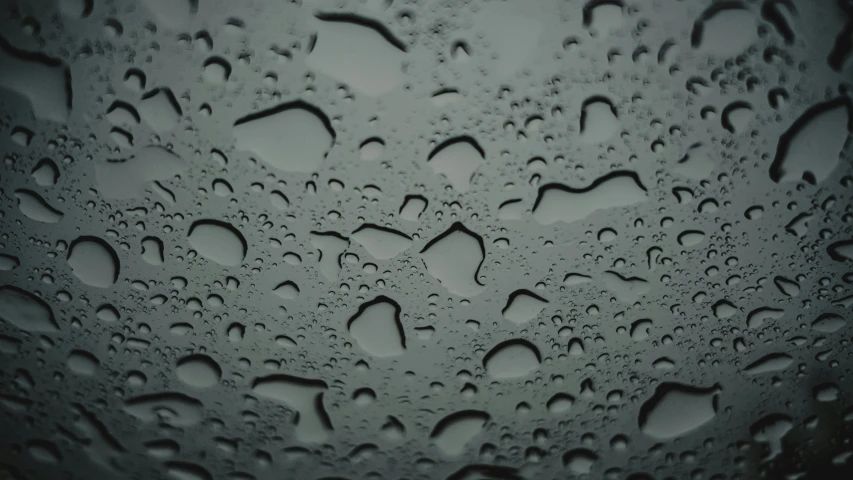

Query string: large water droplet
[95,146,188,199]
[67,350,100,376]
[638,383,719,439]
[563,448,599,474]
[123,393,203,426]
[141,0,197,30]
[0,37,72,122]
[351,224,412,260]
[502,290,549,324]
[743,353,793,375]
[483,339,541,379]
[427,137,485,193]
[0,285,59,333]
[187,220,247,267]
[310,231,349,280]
[234,101,335,173]
[139,87,182,133]
[14,190,63,223]
[430,410,490,456]
[308,13,406,97]
[533,171,647,225]
[580,97,619,143]
[420,223,486,297]
[769,97,851,184]
[692,4,755,57]
[600,271,650,302]
[67,236,120,288]
[347,297,405,357]
[252,374,333,443]
[175,354,222,389]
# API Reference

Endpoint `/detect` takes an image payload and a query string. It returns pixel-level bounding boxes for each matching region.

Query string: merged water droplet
[14,190,63,223]
[251,374,332,443]
[533,171,647,225]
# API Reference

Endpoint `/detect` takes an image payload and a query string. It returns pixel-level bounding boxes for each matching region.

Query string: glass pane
[1,0,852,478]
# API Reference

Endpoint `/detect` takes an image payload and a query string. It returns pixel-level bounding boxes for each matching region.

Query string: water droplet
[563,448,598,474]
[677,230,705,246]
[308,13,406,96]
[139,87,182,133]
[692,4,755,57]
[187,220,247,267]
[67,236,120,288]
[533,171,647,225]
[420,223,486,297]
[430,410,489,456]
[123,393,203,426]
[502,290,549,325]
[95,146,188,199]
[273,281,300,300]
[639,383,719,439]
[770,97,851,184]
[347,297,405,357]
[743,353,793,375]
[580,97,619,143]
[14,189,63,223]
[252,374,332,443]
[310,231,349,280]
[202,57,231,85]
[483,339,541,379]
[359,138,385,161]
[176,354,222,388]
[141,0,198,30]
[352,224,412,260]
[0,285,59,333]
[67,350,99,376]
[399,195,427,221]
[0,38,72,122]
[427,137,485,193]
[234,101,335,173]
[31,158,59,186]
[601,271,650,302]
[811,313,846,333]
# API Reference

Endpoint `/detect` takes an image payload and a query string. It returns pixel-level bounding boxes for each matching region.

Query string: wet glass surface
[1,0,853,478]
